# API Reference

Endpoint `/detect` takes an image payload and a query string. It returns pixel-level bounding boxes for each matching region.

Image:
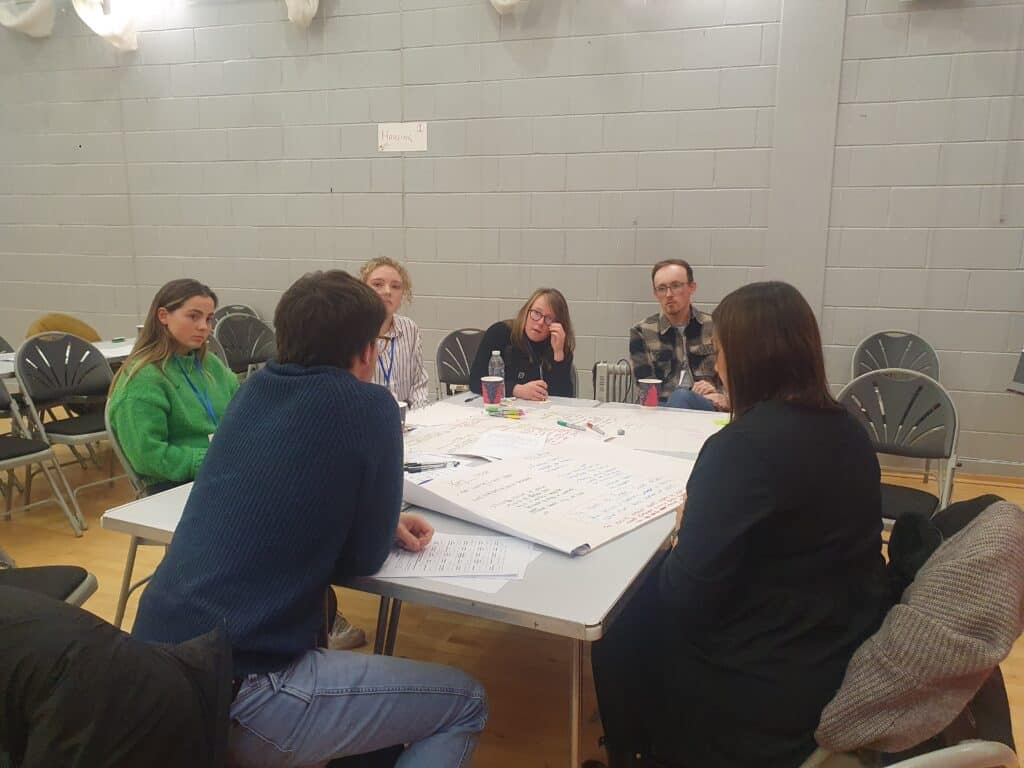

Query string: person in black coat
[469,287,576,400]
[588,281,889,768]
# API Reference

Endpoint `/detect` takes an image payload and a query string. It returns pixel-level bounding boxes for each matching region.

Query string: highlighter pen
[586,422,606,436]
[557,420,586,431]
[489,412,521,420]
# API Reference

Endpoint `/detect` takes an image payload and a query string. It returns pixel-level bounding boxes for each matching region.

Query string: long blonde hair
[510,288,575,366]
[110,279,219,391]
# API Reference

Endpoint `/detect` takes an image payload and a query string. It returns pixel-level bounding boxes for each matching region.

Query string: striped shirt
[371,314,431,409]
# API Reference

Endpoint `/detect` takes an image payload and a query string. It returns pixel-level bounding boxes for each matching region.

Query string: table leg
[113,535,139,629]
[373,596,391,655]
[571,638,583,767]
[384,599,403,656]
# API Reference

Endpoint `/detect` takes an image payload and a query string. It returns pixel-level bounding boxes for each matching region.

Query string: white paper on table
[428,547,543,594]
[404,424,502,459]
[374,533,534,578]
[466,429,546,460]
[407,401,481,428]
[405,441,692,556]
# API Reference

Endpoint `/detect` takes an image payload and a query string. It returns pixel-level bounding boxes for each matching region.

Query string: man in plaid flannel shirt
[628,259,728,411]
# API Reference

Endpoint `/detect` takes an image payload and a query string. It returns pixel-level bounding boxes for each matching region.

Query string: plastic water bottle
[488,350,506,401]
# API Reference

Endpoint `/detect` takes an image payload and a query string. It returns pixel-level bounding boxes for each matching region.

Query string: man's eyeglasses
[527,308,556,326]
[654,281,691,296]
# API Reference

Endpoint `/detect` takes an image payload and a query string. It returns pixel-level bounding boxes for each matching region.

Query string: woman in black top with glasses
[469,288,576,401]
[588,282,889,768]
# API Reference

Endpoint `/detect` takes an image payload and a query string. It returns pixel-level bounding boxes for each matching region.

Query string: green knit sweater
[108,352,239,488]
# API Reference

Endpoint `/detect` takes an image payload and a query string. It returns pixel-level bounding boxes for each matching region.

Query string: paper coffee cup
[481,376,505,405]
[637,378,662,407]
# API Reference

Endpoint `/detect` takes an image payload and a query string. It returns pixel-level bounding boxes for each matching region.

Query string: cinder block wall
[1,0,1021,474]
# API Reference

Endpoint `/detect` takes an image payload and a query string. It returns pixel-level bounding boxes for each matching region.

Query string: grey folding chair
[213,314,276,376]
[0,562,98,607]
[852,330,939,381]
[212,303,258,324]
[436,328,484,396]
[853,331,941,482]
[837,368,958,529]
[104,402,165,628]
[205,334,230,368]
[592,360,635,403]
[0,335,12,354]
[0,384,85,536]
[15,333,125,513]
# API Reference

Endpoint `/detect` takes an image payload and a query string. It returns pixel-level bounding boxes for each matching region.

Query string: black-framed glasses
[527,308,556,326]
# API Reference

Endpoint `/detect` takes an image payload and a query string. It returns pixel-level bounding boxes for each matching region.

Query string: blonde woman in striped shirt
[360,257,430,410]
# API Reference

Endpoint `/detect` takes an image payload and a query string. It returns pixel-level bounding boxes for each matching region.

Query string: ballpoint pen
[403,461,460,473]
[586,422,606,436]
[465,395,480,402]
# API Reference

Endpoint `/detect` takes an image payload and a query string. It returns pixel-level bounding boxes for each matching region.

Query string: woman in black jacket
[588,282,889,768]
[469,288,576,400]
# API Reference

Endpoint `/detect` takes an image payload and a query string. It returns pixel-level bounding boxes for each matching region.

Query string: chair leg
[114,536,141,629]
[922,459,931,483]
[39,458,83,537]
[50,457,87,532]
[23,463,33,505]
[68,445,89,470]
[3,470,12,521]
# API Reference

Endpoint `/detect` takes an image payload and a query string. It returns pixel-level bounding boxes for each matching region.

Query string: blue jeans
[664,389,717,411]
[229,649,487,767]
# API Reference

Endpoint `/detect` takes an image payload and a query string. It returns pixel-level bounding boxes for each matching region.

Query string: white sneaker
[328,614,367,650]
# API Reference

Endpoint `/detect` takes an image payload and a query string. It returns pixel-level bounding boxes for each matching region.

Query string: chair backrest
[853,331,939,381]
[25,313,101,343]
[0,334,13,354]
[16,333,113,406]
[213,304,258,324]
[212,314,276,374]
[436,328,484,394]
[104,401,147,497]
[205,334,230,368]
[838,368,957,461]
[592,360,634,403]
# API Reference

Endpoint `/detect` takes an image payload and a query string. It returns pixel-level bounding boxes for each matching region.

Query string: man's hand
[705,392,729,411]
[396,512,434,552]
[549,322,566,361]
[692,380,716,396]
[513,380,549,401]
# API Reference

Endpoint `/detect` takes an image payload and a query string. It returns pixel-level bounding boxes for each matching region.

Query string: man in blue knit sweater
[132,271,487,767]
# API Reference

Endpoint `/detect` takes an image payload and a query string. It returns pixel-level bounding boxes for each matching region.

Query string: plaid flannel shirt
[628,309,721,402]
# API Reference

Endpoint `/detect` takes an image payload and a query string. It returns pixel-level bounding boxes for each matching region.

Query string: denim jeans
[229,649,487,768]
[664,389,716,412]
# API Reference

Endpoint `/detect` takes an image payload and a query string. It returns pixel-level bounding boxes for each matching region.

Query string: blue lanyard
[175,356,217,427]
[377,337,396,389]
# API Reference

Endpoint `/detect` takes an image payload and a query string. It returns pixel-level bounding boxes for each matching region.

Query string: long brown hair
[509,288,575,367]
[713,281,838,419]
[110,279,218,390]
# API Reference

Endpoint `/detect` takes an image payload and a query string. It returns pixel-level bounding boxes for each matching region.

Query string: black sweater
[469,320,575,397]
[593,400,889,768]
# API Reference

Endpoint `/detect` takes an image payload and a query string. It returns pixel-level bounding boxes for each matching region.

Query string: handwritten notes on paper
[406,442,692,555]
[375,533,534,578]
[378,122,428,152]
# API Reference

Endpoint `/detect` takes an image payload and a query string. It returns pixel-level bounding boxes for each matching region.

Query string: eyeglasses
[654,281,691,296]
[527,308,556,326]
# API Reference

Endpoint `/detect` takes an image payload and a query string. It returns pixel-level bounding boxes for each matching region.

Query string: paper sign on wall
[378,122,428,152]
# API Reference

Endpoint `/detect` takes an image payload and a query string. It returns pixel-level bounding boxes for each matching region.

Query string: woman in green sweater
[108,279,239,494]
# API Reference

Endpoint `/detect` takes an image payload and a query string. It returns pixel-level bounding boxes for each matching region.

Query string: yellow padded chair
[25,314,101,343]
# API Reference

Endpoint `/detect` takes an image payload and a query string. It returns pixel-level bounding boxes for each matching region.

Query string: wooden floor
[4,448,1024,767]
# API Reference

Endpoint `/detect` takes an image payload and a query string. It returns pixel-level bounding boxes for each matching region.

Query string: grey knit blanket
[816,500,1024,753]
